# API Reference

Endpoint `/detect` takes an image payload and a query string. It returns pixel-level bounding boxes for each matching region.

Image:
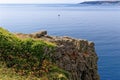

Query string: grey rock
[33,30,47,38]
[51,36,100,80]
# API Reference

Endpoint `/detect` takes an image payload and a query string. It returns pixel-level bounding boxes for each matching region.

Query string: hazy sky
[0,0,97,4]
[0,0,118,4]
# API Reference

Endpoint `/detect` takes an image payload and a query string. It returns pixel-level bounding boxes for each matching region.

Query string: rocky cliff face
[16,30,100,80]
[52,37,99,80]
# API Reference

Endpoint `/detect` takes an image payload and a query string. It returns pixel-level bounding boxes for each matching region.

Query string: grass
[0,27,69,80]
[0,62,68,80]
[0,62,41,80]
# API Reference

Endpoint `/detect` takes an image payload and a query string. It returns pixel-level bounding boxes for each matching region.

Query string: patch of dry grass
[0,62,42,80]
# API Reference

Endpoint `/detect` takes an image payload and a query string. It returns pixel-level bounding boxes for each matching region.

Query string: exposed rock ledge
[16,30,100,80]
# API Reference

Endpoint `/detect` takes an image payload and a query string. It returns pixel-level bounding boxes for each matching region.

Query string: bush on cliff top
[0,27,69,80]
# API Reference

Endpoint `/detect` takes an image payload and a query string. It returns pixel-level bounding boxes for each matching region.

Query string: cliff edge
[16,30,100,80]
[0,28,100,80]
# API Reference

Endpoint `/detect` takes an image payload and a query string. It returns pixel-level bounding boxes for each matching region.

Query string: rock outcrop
[53,37,99,80]
[16,30,100,80]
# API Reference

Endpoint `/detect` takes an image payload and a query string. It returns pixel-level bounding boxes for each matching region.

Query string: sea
[0,4,120,80]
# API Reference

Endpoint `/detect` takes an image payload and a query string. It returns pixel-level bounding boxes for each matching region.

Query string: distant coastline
[0,1,120,7]
[80,1,120,6]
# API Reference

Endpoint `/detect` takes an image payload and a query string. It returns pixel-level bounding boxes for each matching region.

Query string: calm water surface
[0,4,120,80]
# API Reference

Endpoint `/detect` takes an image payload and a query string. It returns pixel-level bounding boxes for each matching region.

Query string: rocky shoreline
[16,30,100,80]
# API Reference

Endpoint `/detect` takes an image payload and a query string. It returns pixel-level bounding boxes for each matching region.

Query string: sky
[0,0,97,4]
[0,0,118,4]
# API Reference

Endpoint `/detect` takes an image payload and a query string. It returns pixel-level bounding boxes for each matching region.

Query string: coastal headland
[0,27,100,80]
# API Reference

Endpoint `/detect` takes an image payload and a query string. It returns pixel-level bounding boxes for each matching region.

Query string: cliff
[0,27,100,80]
[50,37,100,80]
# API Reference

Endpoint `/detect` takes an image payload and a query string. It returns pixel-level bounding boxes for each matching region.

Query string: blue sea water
[0,4,120,80]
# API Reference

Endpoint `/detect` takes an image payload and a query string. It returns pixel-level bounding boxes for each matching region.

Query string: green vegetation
[0,27,69,80]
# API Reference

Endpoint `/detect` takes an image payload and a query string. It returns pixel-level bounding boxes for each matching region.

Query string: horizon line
[0,1,86,4]
[0,2,83,4]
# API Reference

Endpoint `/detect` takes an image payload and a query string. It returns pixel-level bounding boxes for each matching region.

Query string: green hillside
[0,27,69,80]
